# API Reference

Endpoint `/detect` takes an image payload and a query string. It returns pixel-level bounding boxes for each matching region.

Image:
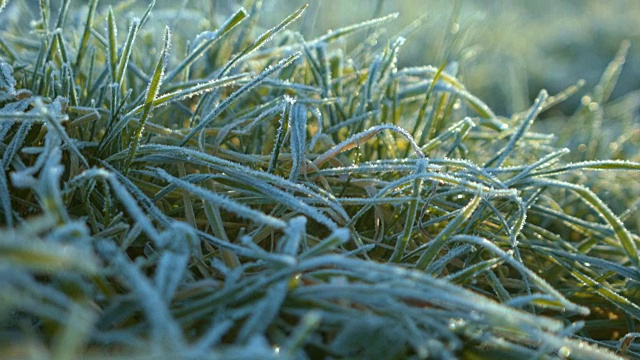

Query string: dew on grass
[559,346,571,358]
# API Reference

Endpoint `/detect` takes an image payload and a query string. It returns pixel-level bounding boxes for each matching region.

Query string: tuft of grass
[0,1,639,359]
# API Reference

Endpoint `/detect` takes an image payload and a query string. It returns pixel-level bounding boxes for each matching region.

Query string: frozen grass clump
[0,1,639,359]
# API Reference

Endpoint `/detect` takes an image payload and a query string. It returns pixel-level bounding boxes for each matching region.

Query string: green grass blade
[485,89,548,168]
[153,168,288,230]
[310,13,399,44]
[0,165,12,226]
[389,158,427,262]
[268,98,291,174]
[595,40,629,105]
[288,101,308,182]
[413,61,446,147]
[137,0,156,29]
[122,26,171,176]
[106,6,118,82]
[74,0,98,70]
[115,18,140,86]
[35,98,89,168]
[163,8,249,84]
[300,228,350,259]
[151,73,248,108]
[39,0,50,32]
[53,0,71,30]
[446,258,503,283]
[532,178,640,268]
[313,123,425,168]
[534,159,640,177]
[217,4,307,77]
[415,193,482,270]
[555,258,640,320]
[179,53,300,146]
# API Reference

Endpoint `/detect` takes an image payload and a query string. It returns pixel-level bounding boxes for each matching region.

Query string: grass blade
[74,0,98,70]
[415,193,482,270]
[115,18,140,86]
[389,158,427,262]
[217,4,307,77]
[106,7,118,82]
[532,178,640,268]
[122,26,171,175]
[288,101,307,181]
[163,8,249,84]
[179,53,300,146]
[485,90,548,168]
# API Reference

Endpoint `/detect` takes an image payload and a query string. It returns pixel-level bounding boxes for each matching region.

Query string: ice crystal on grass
[0,1,639,359]
[0,60,16,102]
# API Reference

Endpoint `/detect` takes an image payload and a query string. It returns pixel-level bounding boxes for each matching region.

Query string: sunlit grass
[0,1,639,359]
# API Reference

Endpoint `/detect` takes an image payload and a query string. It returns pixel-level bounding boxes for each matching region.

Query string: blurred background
[3,0,639,116]
[255,0,640,116]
